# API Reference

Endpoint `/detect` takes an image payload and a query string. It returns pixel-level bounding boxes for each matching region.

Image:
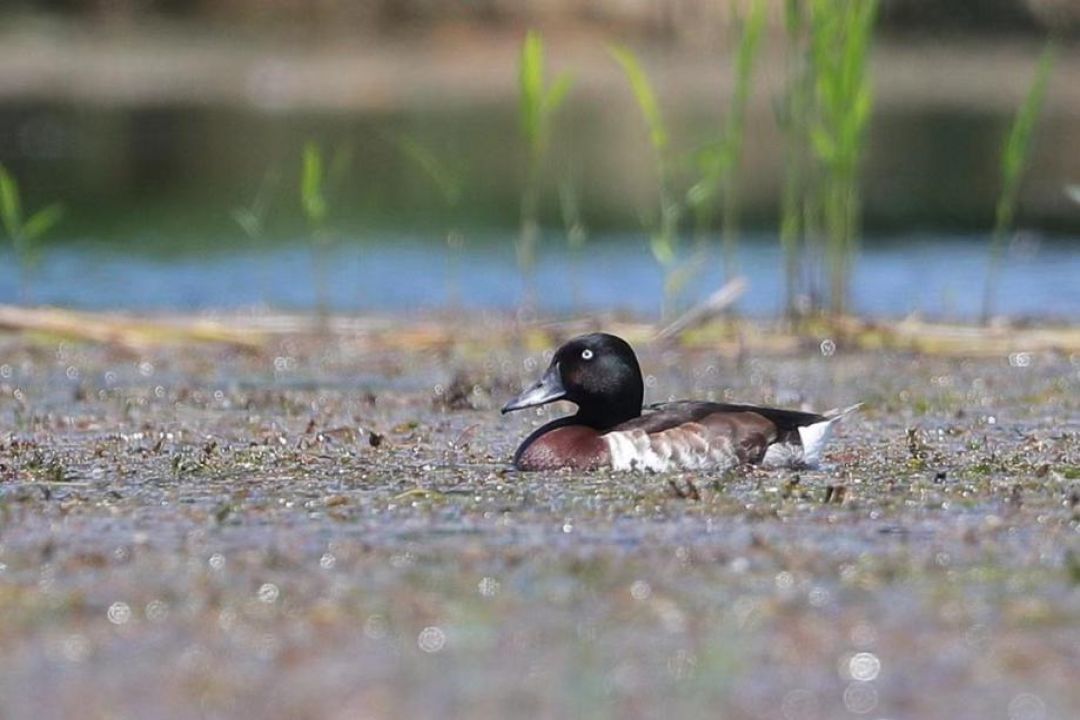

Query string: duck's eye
[581,349,594,360]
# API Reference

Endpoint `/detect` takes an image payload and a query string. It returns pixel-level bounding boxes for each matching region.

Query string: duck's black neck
[574,397,642,431]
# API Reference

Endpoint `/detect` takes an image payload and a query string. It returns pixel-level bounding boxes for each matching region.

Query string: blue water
[2,233,1077,319]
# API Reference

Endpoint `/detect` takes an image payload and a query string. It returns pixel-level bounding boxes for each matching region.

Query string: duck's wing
[602,401,786,470]
[639,401,826,435]
[602,402,855,472]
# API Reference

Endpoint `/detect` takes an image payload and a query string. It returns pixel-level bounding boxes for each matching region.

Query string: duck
[501,332,856,472]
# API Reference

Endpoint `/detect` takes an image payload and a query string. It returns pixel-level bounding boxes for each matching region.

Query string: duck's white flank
[603,424,737,473]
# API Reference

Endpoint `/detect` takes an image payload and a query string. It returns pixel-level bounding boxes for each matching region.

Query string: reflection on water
[3,233,1076,319]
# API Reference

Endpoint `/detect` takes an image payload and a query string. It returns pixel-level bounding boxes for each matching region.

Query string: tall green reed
[687,0,766,283]
[776,0,815,318]
[300,141,328,312]
[0,164,64,303]
[518,30,574,304]
[609,44,684,317]
[300,140,353,315]
[982,40,1057,322]
[807,0,878,316]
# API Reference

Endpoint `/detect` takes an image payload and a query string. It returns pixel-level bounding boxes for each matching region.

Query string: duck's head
[501,333,644,429]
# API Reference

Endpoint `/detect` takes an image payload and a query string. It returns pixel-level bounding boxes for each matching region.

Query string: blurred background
[0,0,1077,319]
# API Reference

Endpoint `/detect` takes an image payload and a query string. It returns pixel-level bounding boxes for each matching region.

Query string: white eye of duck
[581,349,594,360]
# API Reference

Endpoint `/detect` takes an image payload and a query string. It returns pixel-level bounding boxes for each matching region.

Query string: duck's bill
[501,364,565,413]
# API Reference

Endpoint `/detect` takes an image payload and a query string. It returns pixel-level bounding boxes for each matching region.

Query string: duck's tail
[797,403,862,466]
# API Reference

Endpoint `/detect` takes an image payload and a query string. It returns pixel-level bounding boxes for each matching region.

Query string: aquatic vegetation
[687,0,766,284]
[518,30,575,303]
[609,44,684,316]
[807,0,878,316]
[231,165,279,246]
[778,0,878,317]
[0,164,65,303]
[982,41,1057,322]
[776,0,817,318]
[300,141,332,313]
[300,141,329,231]
[299,141,354,313]
[231,165,280,302]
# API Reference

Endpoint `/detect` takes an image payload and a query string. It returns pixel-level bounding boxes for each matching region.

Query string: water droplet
[842,682,878,714]
[107,602,131,625]
[319,553,336,570]
[417,626,446,653]
[208,553,226,571]
[1008,352,1032,368]
[256,583,280,604]
[820,339,836,357]
[145,600,170,623]
[781,689,818,720]
[1008,693,1046,720]
[848,652,881,682]
[478,576,500,597]
[630,580,652,601]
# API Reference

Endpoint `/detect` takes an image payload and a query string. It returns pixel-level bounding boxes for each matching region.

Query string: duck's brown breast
[514,424,609,471]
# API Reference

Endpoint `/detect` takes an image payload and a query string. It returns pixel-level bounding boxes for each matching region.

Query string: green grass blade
[608,44,668,151]
[231,208,260,239]
[519,30,545,149]
[544,71,576,116]
[0,164,22,238]
[984,39,1057,321]
[22,203,64,241]
[995,41,1057,234]
[301,142,327,227]
[395,133,463,207]
[231,165,279,241]
[731,0,766,126]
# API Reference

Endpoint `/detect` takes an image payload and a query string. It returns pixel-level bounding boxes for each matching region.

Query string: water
[2,232,1077,319]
